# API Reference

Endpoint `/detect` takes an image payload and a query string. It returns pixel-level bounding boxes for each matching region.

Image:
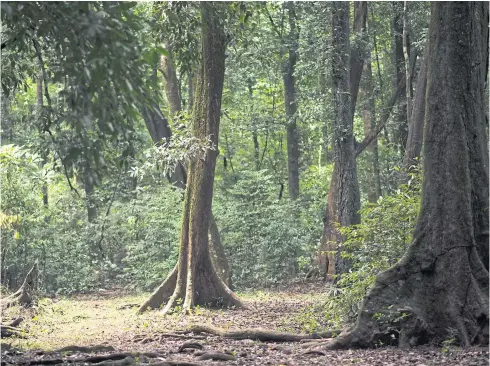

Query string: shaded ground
[2,281,488,365]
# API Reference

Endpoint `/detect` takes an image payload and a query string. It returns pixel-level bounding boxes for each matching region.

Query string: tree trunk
[326,2,489,349]
[140,3,242,313]
[402,1,413,124]
[317,2,364,278]
[140,104,187,189]
[247,79,260,170]
[36,76,49,208]
[187,70,196,112]
[283,1,300,200]
[403,42,428,170]
[318,71,331,163]
[392,1,408,155]
[208,214,232,289]
[83,167,97,223]
[363,59,382,203]
[161,46,182,116]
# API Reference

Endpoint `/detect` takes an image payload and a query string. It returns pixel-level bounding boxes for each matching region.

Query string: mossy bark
[326,2,489,349]
[140,3,242,313]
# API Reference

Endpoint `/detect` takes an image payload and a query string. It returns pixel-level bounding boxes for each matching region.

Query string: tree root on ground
[1,317,25,338]
[1,263,37,309]
[190,324,341,342]
[8,351,202,365]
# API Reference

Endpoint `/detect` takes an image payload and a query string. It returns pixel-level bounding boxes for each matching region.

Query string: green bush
[214,169,323,288]
[323,169,422,326]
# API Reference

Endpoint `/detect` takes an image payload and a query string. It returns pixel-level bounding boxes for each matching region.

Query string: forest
[1,1,489,365]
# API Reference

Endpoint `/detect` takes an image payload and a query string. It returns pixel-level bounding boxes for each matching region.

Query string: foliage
[323,169,422,326]
[214,169,323,288]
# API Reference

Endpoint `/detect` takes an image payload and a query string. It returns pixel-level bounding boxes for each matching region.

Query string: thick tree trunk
[283,2,300,200]
[317,2,364,278]
[326,2,489,349]
[140,3,242,313]
[403,43,428,170]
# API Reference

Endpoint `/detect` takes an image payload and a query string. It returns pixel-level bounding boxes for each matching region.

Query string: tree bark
[325,2,489,349]
[363,59,382,203]
[392,1,408,155]
[317,2,364,278]
[208,214,232,289]
[140,104,187,189]
[402,2,413,124]
[140,3,242,313]
[403,42,428,170]
[283,1,300,200]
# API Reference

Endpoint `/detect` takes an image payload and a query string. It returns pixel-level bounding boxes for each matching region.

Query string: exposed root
[138,264,178,313]
[190,324,341,342]
[178,342,203,352]
[1,263,37,309]
[196,352,235,361]
[10,349,203,365]
[55,345,116,354]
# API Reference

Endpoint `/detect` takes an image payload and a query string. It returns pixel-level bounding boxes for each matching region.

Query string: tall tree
[139,3,242,313]
[326,1,489,349]
[391,1,408,155]
[283,2,300,200]
[318,2,366,278]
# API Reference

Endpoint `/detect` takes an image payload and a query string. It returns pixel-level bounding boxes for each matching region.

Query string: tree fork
[139,3,242,314]
[322,2,489,349]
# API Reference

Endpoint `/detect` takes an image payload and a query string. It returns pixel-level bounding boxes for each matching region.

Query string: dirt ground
[2,281,488,365]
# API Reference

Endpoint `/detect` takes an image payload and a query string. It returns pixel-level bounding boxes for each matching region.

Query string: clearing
[2,281,488,365]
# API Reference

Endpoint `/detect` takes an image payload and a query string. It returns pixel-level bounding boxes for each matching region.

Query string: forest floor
[1,280,488,365]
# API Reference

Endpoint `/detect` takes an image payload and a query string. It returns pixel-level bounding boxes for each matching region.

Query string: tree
[139,3,242,313]
[326,1,489,349]
[403,43,428,170]
[317,2,366,278]
[283,2,300,200]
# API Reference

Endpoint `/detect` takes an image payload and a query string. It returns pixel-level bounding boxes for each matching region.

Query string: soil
[1,281,488,365]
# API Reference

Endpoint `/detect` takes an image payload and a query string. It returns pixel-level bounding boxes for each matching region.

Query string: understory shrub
[322,169,422,327]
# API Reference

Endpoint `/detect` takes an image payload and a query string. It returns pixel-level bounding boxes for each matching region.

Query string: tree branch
[356,48,418,157]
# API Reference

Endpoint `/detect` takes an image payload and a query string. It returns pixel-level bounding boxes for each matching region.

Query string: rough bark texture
[325,2,489,349]
[141,59,231,292]
[283,1,300,201]
[140,4,242,313]
[318,2,363,278]
[403,42,428,170]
